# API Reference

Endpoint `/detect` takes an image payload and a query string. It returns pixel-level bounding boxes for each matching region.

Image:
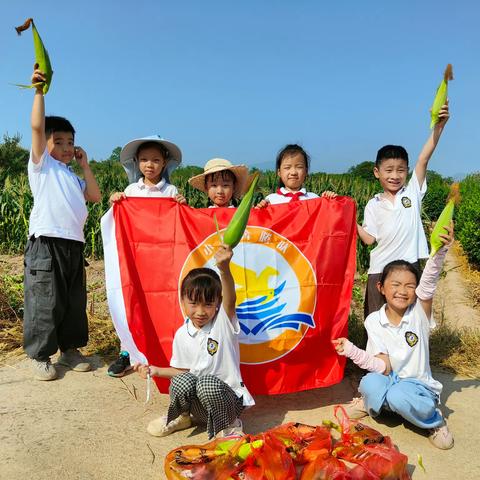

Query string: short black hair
[136,141,169,159]
[375,145,409,168]
[45,116,75,140]
[380,260,420,286]
[180,268,222,304]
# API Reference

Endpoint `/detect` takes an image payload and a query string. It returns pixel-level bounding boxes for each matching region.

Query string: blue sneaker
[107,351,132,377]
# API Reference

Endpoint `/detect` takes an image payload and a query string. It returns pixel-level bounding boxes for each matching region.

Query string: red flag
[101,197,356,395]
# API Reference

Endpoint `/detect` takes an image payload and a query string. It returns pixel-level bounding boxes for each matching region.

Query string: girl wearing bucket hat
[107,136,186,378]
[188,158,250,208]
[109,135,186,205]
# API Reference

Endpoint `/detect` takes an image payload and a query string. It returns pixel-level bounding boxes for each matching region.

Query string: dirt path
[433,245,480,329]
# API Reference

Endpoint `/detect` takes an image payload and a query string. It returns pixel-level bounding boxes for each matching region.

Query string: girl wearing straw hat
[188,158,250,208]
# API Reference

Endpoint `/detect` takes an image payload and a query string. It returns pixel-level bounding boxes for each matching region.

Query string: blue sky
[1,1,478,177]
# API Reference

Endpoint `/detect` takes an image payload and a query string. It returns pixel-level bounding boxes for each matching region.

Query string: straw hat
[188,158,249,198]
[120,135,182,183]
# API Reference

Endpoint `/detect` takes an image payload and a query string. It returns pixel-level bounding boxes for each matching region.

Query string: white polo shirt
[363,172,428,274]
[28,149,87,242]
[365,301,442,395]
[170,306,255,407]
[124,177,178,197]
[265,187,319,205]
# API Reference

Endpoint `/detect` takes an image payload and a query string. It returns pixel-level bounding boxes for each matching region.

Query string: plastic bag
[231,433,296,480]
[164,436,245,479]
[332,406,411,480]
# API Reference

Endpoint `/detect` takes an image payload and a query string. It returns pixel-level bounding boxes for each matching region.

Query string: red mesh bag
[231,432,296,480]
[334,405,392,447]
[267,422,332,464]
[164,436,245,479]
[332,406,411,480]
[299,452,351,480]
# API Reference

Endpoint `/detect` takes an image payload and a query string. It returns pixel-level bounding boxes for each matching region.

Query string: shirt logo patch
[405,331,418,347]
[401,196,412,208]
[207,338,219,356]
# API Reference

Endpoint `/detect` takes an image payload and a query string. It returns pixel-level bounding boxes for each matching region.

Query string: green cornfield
[0,161,381,270]
[1,161,464,271]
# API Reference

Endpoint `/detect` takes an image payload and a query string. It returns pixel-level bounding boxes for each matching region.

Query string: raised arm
[415,101,450,186]
[214,244,236,321]
[417,223,453,318]
[31,67,47,164]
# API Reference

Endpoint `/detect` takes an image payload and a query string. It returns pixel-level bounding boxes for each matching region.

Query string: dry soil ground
[1,248,479,479]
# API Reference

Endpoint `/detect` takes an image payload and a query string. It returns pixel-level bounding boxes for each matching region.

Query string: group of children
[24,65,453,449]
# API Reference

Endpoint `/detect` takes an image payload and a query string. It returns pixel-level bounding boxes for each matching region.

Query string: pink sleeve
[343,340,386,373]
[416,246,448,300]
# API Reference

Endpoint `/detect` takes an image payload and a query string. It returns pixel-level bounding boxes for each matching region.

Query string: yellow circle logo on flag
[179,226,316,365]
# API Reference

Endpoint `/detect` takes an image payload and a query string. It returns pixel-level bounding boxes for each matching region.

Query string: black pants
[23,236,88,361]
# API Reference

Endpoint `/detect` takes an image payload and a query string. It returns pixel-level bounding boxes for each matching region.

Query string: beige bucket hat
[188,158,250,198]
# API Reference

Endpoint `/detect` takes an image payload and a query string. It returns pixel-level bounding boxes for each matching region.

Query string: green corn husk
[222,173,259,248]
[430,64,453,129]
[430,183,460,256]
[15,18,53,94]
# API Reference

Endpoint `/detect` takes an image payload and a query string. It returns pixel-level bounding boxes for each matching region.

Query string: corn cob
[430,64,453,129]
[216,438,264,460]
[15,18,53,94]
[222,173,259,248]
[430,183,460,256]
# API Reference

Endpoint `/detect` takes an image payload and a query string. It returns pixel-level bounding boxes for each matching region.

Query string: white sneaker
[32,358,57,381]
[58,348,91,372]
[216,418,244,439]
[147,413,192,437]
[429,423,454,450]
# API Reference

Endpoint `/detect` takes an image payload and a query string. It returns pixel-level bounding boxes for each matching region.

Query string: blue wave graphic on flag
[236,281,315,336]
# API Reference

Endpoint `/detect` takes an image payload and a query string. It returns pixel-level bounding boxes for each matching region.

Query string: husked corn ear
[430,183,460,256]
[430,64,453,129]
[15,18,53,94]
[222,173,259,248]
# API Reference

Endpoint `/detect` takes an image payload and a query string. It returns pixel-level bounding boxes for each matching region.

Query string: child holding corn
[333,224,455,450]
[24,66,102,381]
[134,244,254,439]
[107,135,186,377]
[255,144,336,207]
[358,102,450,317]
[188,158,250,208]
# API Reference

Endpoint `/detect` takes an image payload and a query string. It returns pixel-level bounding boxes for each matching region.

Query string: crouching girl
[333,225,454,450]
[134,244,254,439]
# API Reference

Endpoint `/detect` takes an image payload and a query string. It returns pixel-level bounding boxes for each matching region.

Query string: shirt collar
[138,177,166,190]
[374,184,407,201]
[279,187,307,195]
[185,318,213,337]
[379,303,413,327]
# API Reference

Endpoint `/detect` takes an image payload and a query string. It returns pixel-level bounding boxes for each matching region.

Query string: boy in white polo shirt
[357,101,450,317]
[24,67,102,381]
